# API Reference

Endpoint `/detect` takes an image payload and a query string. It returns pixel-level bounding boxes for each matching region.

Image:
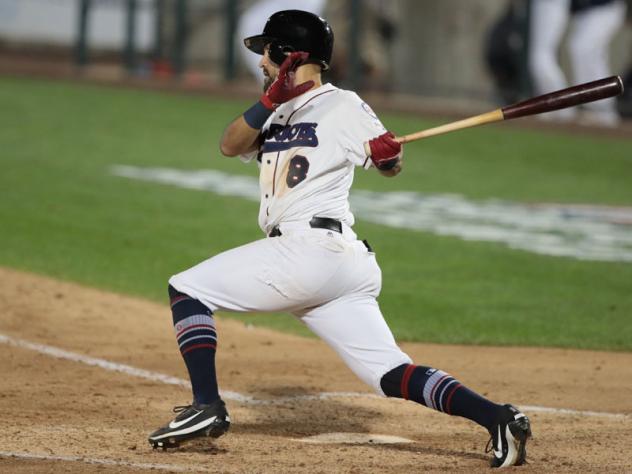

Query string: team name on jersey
[262,122,319,153]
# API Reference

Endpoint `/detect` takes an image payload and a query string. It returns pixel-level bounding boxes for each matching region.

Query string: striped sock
[169,285,219,405]
[381,364,500,431]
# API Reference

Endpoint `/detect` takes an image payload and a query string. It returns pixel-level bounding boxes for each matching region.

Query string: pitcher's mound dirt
[0,267,630,473]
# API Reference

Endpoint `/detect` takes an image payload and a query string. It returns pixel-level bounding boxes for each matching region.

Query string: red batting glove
[368,132,402,170]
[260,52,315,110]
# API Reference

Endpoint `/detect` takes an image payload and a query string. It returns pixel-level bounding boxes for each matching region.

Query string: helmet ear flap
[269,40,296,66]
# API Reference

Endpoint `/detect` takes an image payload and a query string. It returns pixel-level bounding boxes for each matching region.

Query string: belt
[268,217,343,237]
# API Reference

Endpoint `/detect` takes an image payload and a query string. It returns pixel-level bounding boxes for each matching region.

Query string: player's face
[260,45,280,92]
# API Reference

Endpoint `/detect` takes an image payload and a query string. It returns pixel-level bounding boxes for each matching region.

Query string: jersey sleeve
[239,149,259,164]
[339,93,387,169]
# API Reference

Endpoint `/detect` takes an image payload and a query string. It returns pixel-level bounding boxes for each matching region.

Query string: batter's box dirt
[0,267,631,473]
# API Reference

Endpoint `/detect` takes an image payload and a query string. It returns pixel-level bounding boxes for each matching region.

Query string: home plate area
[296,433,414,444]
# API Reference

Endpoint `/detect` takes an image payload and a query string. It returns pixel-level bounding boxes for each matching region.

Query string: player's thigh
[297,294,411,395]
[569,1,626,55]
[280,233,382,307]
[169,238,301,313]
[529,0,571,62]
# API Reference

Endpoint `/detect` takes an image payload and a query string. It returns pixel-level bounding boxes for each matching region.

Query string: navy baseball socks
[148,285,230,449]
[380,364,531,467]
[168,284,219,406]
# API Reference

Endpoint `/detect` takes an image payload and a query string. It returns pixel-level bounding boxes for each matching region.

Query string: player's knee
[379,363,408,398]
[528,53,556,79]
[168,283,180,300]
[167,284,213,324]
[168,283,191,304]
[568,38,595,64]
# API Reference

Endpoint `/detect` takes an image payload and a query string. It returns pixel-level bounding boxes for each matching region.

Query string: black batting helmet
[243,10,334,70]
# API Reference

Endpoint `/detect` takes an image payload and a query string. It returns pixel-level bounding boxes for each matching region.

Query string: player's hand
[261,52,315,110]
[368,131,402,170]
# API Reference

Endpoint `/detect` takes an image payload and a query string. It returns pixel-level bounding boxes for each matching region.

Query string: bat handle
[393,109,505,145]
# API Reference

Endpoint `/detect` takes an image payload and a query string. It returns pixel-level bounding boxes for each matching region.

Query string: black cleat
[486,404,532,468]
[148,399,230,450]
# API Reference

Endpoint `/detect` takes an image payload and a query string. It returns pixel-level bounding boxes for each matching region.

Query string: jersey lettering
[262,122,318,153]
[286,155,309,188]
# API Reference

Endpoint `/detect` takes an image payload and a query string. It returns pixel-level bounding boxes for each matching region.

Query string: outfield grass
[1,76,631,350]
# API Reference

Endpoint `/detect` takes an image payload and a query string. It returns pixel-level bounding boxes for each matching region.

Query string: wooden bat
[364,76,624,156]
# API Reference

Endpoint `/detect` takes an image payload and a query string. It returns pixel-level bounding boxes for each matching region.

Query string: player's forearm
[219,116,261,157]
[220,95,279,157]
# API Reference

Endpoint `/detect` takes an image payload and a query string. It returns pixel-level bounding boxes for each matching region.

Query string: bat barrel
[502,76,624,120]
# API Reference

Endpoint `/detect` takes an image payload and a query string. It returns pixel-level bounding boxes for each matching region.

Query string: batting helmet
[243,10,334,71]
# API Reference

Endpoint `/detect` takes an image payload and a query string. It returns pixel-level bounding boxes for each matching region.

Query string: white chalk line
[111,165,632,263]
[1,333,629,421]
[520,405,626,419]
[0,451,209,472]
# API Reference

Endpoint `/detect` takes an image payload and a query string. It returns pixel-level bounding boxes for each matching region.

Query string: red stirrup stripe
[429,374,451,410]
[170,295,191,307]
[444,383,462,415]
[400,364,416,400]
[181,343,216,355]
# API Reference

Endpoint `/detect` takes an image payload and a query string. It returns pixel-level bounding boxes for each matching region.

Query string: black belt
[268,217,342,237]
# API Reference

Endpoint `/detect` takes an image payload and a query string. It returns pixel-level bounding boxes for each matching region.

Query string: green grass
[1,76,631,350]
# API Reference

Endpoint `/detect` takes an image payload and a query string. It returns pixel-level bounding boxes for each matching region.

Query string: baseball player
[148,10,532,468]
[529,0,627,125]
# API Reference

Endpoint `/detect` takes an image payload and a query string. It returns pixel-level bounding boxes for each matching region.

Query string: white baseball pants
[169,221,412,394]
[529,0,626,122]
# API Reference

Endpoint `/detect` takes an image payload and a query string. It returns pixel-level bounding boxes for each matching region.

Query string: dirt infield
[1,267,631,473]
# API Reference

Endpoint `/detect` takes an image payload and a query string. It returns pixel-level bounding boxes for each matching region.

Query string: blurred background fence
[0,0,630,112]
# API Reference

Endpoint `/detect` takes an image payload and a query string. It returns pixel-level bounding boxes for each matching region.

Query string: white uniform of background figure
[237,0,327,80]
[529,0,627,125]
[169,83,412,393]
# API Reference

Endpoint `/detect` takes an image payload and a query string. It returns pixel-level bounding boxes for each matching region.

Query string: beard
[263,76,273,92]
[263,74,274,93]
[262,65,277,92]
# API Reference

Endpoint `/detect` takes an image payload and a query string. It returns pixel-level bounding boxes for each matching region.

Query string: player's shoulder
[324,85,378,116]
[326,84,363,104]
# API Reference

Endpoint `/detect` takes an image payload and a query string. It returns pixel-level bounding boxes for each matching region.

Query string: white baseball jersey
[170,82,411,394]
[241,82,387,234]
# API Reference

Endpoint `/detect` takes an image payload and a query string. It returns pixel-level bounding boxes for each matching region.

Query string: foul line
[1,333,629,420]
[0,451,209,472]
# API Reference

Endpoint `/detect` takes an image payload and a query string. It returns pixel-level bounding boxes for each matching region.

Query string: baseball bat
[398,76,624,144]
[364,76,624,156]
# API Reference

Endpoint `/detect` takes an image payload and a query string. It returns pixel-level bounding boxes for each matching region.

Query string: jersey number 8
[286,155,309,188]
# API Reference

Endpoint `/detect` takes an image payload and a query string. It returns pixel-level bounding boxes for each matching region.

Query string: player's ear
[269,40,295,66]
